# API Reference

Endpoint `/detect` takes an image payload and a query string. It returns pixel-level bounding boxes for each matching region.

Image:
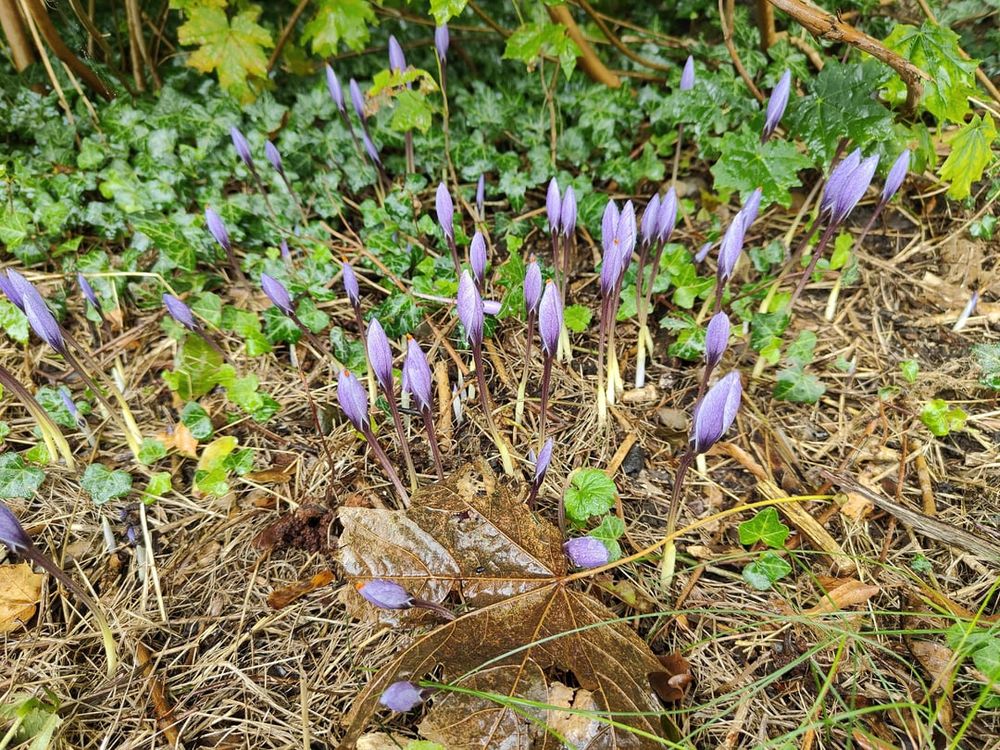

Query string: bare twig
[720,0,765,102]
[756,0,777,50]
[268,0,311,72]
[574,0,670,73]
[547,3,621,88]
[0,0,34,70]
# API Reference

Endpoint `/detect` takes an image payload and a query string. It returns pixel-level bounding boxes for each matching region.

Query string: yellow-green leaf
[940,115,997,199]
[303,0,376,57]
[197,436,238,473]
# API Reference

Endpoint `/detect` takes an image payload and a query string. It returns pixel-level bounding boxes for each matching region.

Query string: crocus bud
[264,141,284,178]
[326,65,345,112]
[341,260,360,308]
[656,188,678,244]
[717,214,747,283]
[78,273,100,312]
[640,193,661,247]
[470,231,487,287]
[538,280,562,357]
[261,273,293,315]
[357,579,412,609]
[704,312,730,369]
[163,293,197,331]
[337,369,370,431]
[280,240,292,262]
[23,291,65,353]
[821,149,861,218]
[691,371,742,455]
[680,55,695,91]
[740,187,763,231]
[230,126,254,169]
[457,270,483,346]
[204,208,231,253]
[361,131,381,165]
[436,182,454,241]
[435,24,449,62]
[0,501,31,553]
[475,174,485,218]
[403,336,433,412]
[564,537,610,568]
[694,241,712,263]
[762,69,791,140]
[524,257,542,314]
[349,78,366,122]
[600,200,621,296]
[832,154,879,225]
[882,149,910,205]
[0,272,21,309]
[59,387,80,422]
[616,201,637,282]
[483,299,501,315]
[561,186,576,238]
[546,178,562,234]
[366,318,394,392]
[388,35,406,73]
[380,681,427,712]
[533,437,553,488]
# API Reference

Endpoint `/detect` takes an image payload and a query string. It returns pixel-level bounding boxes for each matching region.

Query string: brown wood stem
[547,3,620,88]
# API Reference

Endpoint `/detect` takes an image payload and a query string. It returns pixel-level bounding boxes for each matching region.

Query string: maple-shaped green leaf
[390,90,434,134]
[883,22,978,123]
[178,5,273,104]
[710,127,812,207]
[940,115,997,199]
[429,0,467,24]
[503,22,581,79]
[302,0,375,57]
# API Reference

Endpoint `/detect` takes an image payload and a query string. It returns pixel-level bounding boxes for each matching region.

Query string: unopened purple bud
[564,537,610,568]
[561,186,577,238]
[349,78,366,122]
[538,280,562,357]
[366,318,395,392]
[403,336,433,412]
[601,200,620,257]
[280,240,292,262]
[337,369,370,431]
[616,201,637,280]
[704,312,730,369]
[457,270,483,346]
[23,291,65,353]
[230,127,254,169]
[546,178,562,234]
[656,188,678,243]
[261,273,294,315]
[357,579,412,609]
[640,193,661,247]
[264,141,284,178]
[524,257,542,314]
[5,269,33,312]
[361,130,381,165]
[436,182,454,241]
[380,681,426,712]
[0,501,31,552]
[326,65,345,112]
[435,24,449,62]
[483,300,501,316]
[163,294,197,331]
[821,149,862,218]
[740,187,763,231]
[694,241,712,263]
[533,437,553,488]
[470,231,487,287]
[78,273,101,312]
[475,174,485,218]
[762,69,791,140]
[833,154,879,224]
[717,215,747,283]
[59,386,80,420]
[691,371,742,454]
[882,149,910,204]
[341,260,360,308]
[680,55,695,91]
[204,208,231,253]
[0,271,22,309]
[388,36,406,73]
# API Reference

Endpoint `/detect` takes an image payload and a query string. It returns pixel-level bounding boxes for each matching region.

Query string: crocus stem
[352,305,377,401]
[853,200,886,251]
[597,298,608,425]
[404,131,414,174]
[291,313,344,369]
[789,222,838,312]
[340,111,365,161]
[526,481,541,509]
[446,236,462,277]
[539,354,553,448]
[412,598,456,621]
[196,328,235,366]
[281,176,311,229]
[385,389,419,490]
[671,123,684,185]
[661,450,696,589]
[62,348,142,457]
[471,342,496,436]
[0,366,74,469]
[634,323,648,389]
[361,425,410,506]
[515,311,534,426]
[421,407,445,479]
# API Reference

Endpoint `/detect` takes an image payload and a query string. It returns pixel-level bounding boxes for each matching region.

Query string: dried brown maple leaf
[338,462,668,749]
[0,563,43,634]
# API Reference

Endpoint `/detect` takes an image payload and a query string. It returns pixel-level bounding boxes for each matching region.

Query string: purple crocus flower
[402,336,433,412]
[280,240,292,263]
[533,437,553,488]
[740,187,763,231]
[656,188,678,243]
[341,260,360,308]
[204,208,231,253]
[475,174,485,218]
[23,292,65,353]
[717,214,747,283]
[680,55,695,91]
[882,149,910,204]
[436,182,454,241]
[261,273,293,315]
[388,36,406,73]
[361,130,381,165]
[78,274,100,312]
[821,149,862,218]
[641,193,661,247]
[357,579,412,609]
[694,241,713,263]
[435,24,449,62]
[470,231,487,287]
[524,257,542,314]
[366,318,394,392]
[561,186,577,238]
[325,65,345,112]
[704,312,730,369]
[163,294,197,331]
[538,280,562,357]
[349,78,366,122]
[0,501,31,552]
[380,681,426,712]
[832,154,879,224]
[457,270,483,346]
[337,369,370,431]
[691,371,742,454]
[546,178,562,234]
[59,387,80,421]
[762,69,791,141]
[230,127,254,169]
[264,141,284,179]
[616,200,637,280]
[483,299,501,315]
[564,537,610,568]
[0,272,21,309]
[599,200,621,295]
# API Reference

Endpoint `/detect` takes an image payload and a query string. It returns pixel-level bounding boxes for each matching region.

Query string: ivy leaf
[162,335,225,400]
[589,515,625,561]
[971,343,1000,390]
[786,330,817,367]
[563,304,592,333]
[138,438,167,465]
[0,207,31,250]
[900,359,920,384]
[430,0,467,24]
[330,327,367,375]
[180,402,214,440]
[0,300,27,345]
[710,127,812,207]
[742,551,792,591]
[738,508,790,549]
[0,454,45,498]
[303,0,375,56]
[920,399,967,436]
[81,463,133,506]
[390,90,434,134]
[940,115,997,200]
[503,22,581,79]
[773,366,826,404]
[371,294,422,338]
[563,468,617,526]
[178,5,273,104]
[142,472,172,505]
[883,22,977,123]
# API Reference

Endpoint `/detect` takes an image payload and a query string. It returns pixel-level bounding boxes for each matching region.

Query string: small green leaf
[563,304,592,333]
[0,454,45,498]
[181,402,214,440]
[900,359,920,384]
[302,0,375,56]
[142,472,172,505]
[589,515,625,561]
[81,463,133,506]
[786,330,817,367]
[920,399,967,436]
[564,468,617,525]
[971,343,1000,390]
[0,300,29,344]
[429,0,466,24]
[295,298,329,334]
[390,89,434,134]
[738,508,790,549]
[742,551,792,590]
[330,327,367,375]
[138,438,167,465]
[23,443,49,466]
[503,22,581,79]
[773,367,826,404]
[940,115,997,200]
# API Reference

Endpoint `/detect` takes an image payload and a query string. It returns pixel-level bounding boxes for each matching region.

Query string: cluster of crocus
[633,188,678,388]
[325,65,387,187]
[597,199,637,422]
[544,178,577,361]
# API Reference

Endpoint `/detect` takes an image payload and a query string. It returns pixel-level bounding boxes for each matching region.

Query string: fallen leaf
[594,575,656,613]
[839,491,875,521]
[546,682,604,749]
[245,466,295,484]
[805,578,881,615]
[907,640,955,684]
[267,570,335,609]
[157,423,198,458]
[649,651,693,703]
[0,563,43,634]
